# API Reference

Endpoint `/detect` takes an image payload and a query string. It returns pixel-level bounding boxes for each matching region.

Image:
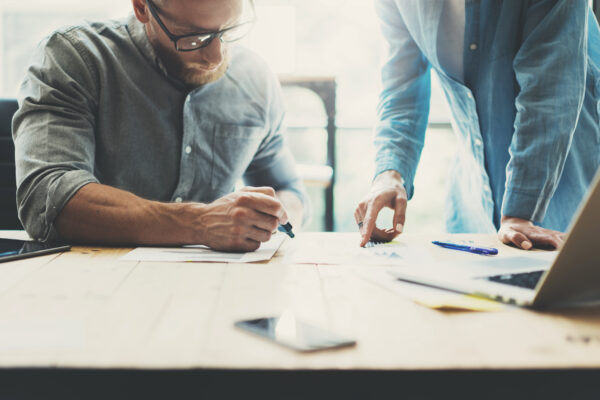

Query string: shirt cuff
[501,189,551,224]
[243,155,311,226]
[374,151,416,200]
[276,182,312,227]
[42,170,99,242]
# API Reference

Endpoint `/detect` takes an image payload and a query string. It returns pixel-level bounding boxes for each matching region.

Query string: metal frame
[280,77,337,232]
[145,0,256,52]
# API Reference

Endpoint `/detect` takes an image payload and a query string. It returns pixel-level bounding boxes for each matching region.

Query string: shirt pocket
[209,123,265,198]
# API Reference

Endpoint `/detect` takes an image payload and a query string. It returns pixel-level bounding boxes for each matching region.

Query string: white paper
[403,253,555,281]
[120,234,286,263]
[289,238,435,266]
[354,267,506,311]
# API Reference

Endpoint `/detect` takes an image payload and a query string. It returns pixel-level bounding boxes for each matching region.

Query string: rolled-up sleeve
[502,0,588,222]
[374,0,431,200]
[242,76,311,222]
[12,32,99,242]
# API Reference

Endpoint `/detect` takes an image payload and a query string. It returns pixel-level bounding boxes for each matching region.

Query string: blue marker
[432,241,498,256]
[278,222,295,238]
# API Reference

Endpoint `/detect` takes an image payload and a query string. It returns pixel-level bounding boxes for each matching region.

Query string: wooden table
[0,231,599,399]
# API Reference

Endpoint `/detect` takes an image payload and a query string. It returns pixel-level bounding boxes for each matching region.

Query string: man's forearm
[56,183,303,247]
[55,183,193,245]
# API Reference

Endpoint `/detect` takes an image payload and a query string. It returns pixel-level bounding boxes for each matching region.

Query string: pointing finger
[360,200,384,247]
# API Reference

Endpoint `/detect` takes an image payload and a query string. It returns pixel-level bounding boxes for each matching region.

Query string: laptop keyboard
[486,270,545,290]
[364,240,386,248]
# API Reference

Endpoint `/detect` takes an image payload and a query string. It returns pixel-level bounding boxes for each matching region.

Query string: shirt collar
[126,13,172,79]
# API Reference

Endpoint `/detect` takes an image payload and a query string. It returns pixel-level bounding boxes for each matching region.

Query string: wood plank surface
[0,231,599,370]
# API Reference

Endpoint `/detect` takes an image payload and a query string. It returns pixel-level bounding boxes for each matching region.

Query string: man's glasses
[146,0,256,52]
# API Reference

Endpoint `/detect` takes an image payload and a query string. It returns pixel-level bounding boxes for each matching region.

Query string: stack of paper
[120,234,286,263]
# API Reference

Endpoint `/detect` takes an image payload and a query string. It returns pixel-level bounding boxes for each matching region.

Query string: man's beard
[152,38,230,86]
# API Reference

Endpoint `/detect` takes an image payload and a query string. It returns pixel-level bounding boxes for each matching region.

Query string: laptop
[389,169,600,309]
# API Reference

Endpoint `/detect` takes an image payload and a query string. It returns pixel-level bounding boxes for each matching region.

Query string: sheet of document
[355,267,505,312]
[391,252,556,281]
[120,234,286,263]
[428,238,557,277]
[289,236,435,266]
[353,247,557,312]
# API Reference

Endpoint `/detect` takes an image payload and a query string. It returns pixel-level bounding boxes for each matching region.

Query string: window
[1,0,455,233]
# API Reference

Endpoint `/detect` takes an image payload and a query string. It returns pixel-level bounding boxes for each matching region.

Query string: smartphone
[235,315,356,352]
[0,238,71,263]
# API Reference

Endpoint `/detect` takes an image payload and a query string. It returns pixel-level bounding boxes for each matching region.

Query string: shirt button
[469,43,478,51]
[467,92,473,99]
[175,197,183,203]
[185,146,192,154]
[474,138,482,147]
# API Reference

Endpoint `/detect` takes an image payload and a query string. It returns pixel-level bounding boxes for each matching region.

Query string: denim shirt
[375,0,600,233]
[12,15,308,242]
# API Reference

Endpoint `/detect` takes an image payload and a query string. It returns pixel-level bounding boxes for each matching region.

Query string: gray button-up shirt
[13,15,308,242]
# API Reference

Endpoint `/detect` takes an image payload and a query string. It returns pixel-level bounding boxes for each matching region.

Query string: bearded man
[12,0,308,251]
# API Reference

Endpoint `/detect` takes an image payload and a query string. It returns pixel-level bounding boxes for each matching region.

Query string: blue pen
[278,222,295,238]
[432,241,498,255]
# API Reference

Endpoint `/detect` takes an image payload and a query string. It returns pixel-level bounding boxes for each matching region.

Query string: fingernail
[522,241,532,250]
[396,223,403,233]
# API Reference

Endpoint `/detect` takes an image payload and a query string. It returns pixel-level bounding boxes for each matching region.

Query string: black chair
[0,99,22,229]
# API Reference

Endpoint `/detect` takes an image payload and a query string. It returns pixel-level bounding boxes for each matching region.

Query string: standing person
[13,0,309,251]
[356,0,600,249]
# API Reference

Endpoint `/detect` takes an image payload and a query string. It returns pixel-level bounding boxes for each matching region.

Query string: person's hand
[498,216,566,250]
[191,186,288,252]
[354,170,407,247]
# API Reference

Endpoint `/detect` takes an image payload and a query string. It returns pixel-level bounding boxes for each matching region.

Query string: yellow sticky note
[415,294,505,312]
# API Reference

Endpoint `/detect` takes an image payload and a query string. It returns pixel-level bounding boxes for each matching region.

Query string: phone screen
[0,239,71,263]
[235,314,356,352]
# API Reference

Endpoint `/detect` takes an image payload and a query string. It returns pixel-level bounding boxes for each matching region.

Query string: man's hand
[498,216,565,250]
[354,170,407,247]
[193,187,289,252]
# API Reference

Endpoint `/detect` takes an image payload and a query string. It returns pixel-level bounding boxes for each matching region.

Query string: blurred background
[4,1,594,233]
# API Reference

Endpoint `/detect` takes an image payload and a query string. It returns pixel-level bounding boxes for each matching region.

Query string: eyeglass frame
[145,0,256,52]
